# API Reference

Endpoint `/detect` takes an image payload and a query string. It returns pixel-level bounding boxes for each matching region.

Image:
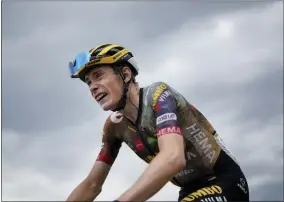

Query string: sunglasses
[68,51,91,78]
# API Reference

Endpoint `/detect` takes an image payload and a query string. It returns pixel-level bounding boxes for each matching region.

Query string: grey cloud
[2,1,269,40]
[234,67,283,124]
[2,1,271,133]
[173,3,283,126]
[2,114,108,181]
[251,181,283,201]
[191,65,283,126]
[244,162,283,184]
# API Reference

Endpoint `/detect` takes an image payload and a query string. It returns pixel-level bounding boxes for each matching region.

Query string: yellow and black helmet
[69,44,139,82]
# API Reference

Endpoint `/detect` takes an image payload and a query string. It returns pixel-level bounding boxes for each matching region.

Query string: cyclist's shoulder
[145,81,172,90]
[143,81,178,99]
[105,111,125,126]
[143,81,185,106]
[102,111,126,135]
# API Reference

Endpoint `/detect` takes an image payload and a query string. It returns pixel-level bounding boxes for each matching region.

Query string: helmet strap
[111,65,131,112]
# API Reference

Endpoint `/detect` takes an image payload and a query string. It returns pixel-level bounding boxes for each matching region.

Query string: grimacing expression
[85,66,123,111]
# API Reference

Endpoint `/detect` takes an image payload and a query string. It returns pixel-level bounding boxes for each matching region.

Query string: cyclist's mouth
[96,93,108,102]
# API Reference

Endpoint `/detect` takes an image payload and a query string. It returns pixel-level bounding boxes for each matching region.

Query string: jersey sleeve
[150,82,183,138]
[96,116,122,165]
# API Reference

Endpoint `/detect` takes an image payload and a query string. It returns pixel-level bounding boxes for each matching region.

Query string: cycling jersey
[96,81,246,190]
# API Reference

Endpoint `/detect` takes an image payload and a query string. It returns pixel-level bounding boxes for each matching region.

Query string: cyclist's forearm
[66,180,101,201]
[117,151,184,201]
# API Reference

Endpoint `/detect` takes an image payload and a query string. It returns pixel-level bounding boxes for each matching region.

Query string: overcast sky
[2,1,283,201]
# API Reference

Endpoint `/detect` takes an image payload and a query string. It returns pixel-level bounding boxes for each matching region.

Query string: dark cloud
[2,1,270,40]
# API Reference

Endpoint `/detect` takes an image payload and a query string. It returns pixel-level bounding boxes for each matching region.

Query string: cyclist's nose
[90,83,100,95]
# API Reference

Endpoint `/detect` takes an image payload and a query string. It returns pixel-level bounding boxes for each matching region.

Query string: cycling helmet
[69,44,139,111]
[69,44,139,82]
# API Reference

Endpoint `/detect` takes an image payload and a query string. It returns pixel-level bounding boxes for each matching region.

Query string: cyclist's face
[85,66,123,111]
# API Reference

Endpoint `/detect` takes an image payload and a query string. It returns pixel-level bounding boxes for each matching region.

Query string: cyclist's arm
[66,161,111,201]
[117,82,186,202]
[67,118,122,201]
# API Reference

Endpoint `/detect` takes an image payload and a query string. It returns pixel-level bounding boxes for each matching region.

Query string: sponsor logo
[147,137,157,145]
[200,196,228,202]
[87,58,101,66]
[154,103,170,112]
[134,139,144,151]
[157,126,182,137]
[112,52,122,60]
[240,178,246,186]
[176,169,195,177]
[154,103,161,112]
[186,151,197,160]
[152,84,167,107]
[128,125,136,132]
[156,113,177,125]
[158,90,171,101]
[182,185,223,202]
[186,123,216,163]
[237,178,248,194]
[110,111,123,123]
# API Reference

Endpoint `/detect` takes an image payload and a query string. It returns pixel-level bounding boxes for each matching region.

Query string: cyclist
[66,44,250,202]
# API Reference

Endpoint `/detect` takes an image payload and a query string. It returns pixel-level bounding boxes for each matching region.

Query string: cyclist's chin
[99,101,117,111]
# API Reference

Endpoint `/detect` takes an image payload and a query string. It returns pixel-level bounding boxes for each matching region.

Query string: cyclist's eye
[96,73,103,79]
[86,80,91,86]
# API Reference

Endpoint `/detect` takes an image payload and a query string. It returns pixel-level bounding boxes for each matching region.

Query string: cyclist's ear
[122,66,132,83]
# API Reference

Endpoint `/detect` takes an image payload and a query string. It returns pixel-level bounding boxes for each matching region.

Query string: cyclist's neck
[119,82,140,124]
